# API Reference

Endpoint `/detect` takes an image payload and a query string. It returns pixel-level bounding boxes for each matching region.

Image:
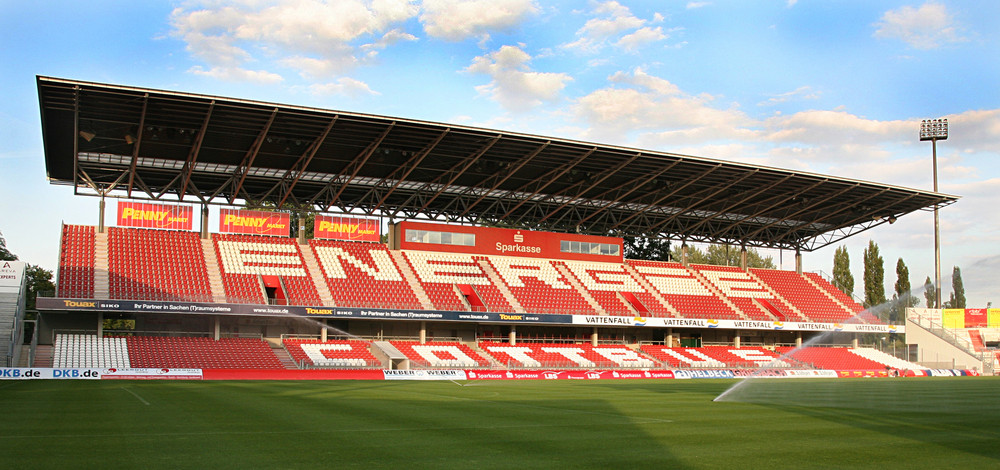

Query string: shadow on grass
[716,377,1000,461]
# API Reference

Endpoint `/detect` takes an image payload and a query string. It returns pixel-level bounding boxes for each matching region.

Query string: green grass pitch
[2,377,998,469]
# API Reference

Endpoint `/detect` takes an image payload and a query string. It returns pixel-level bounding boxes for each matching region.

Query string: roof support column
[740,246,748,270]
[795,249,802,275]
[200,204,210,239]
[681,242,689,266]
[509,324,516,346]
[591,328,599,347]
[98,194,106,234]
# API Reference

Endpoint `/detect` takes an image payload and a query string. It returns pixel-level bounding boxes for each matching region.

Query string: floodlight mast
[920,119,948,309]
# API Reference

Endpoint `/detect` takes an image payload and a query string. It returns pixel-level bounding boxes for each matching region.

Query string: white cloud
[466,45,572,112]
[188,65,284,84]
[309,78,380,97]
[686,2,711,9]
[873,2,965,50]
[615,26,668,52]
[563,1,665,53]
[758,86,821,106]
[420,0,539,41]
[170,0,419,83]
[573,68,753,144]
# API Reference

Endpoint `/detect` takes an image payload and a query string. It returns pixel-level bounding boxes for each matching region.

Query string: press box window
[560,240,620,256]
[407,229,475,247]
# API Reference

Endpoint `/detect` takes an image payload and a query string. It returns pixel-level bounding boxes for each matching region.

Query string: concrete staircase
[201,237,225,302]
[93,230,109,298]
[298,242,335,306]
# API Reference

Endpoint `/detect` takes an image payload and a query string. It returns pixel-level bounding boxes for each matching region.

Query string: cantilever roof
[37,76,957,251]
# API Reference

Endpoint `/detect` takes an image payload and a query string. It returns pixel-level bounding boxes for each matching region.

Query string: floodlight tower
[920,118,948,309]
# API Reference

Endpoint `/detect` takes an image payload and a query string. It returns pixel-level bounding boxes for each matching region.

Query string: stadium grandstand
[20,75,989,378]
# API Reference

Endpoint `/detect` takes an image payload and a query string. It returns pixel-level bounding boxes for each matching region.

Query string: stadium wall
[906,316,985,371]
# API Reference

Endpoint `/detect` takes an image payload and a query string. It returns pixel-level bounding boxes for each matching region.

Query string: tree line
[831,240,969,322]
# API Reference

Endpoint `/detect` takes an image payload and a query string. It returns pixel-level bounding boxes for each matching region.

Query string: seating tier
[57,225,95,299]
[627,261,740,319]
[126,336,285,369]
[213,234,322,305]
[390,341,492,368]
[640,345,791,368]
[804,272,866,316]
[478,342,655,368]
[310,240,421,309]
[283,338,381,368]
[482,257,596,315]
[401,251,513,312]
[752,268,855,323]
[557,260,647,315]
[774,346,890,370]
[692,264,802,321]
[107,227,213,302]
[53,334,130,368]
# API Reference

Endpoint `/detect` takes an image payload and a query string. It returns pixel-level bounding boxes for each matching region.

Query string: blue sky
[1,0,998,307]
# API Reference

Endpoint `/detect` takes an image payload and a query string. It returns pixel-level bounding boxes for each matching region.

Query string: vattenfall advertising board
[393,221,624,262]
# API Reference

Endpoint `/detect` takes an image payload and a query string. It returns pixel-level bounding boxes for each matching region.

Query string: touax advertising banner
[219,209,290,236]
[117,201,193,230]
[314,215,380,242]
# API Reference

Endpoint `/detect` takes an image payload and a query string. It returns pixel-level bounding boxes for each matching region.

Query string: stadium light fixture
[920,118,948,309]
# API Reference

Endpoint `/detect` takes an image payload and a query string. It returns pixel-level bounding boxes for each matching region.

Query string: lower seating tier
[283,338,382,368]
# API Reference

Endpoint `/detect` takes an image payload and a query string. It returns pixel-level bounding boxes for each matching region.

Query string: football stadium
[2,76,998,467]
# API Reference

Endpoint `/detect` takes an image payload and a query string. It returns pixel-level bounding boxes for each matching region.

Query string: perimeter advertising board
[964,308,987,328]
[0,261,25,292]
[117,201,193,230]
[36,297,903,333]
[393,221,623,262]
[314,215,380,242]
[219,209,290,236]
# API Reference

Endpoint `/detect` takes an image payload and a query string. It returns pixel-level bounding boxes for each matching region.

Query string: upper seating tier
[752,268,855,323]
[57,225,95,299]
[107,227,213,302]
[214,233,322,306]
[311,239,422,309]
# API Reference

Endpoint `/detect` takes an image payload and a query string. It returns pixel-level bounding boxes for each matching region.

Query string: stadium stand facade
[31,77,969,376]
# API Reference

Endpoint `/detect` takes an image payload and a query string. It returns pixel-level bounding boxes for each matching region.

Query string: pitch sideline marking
[121,386,150,405]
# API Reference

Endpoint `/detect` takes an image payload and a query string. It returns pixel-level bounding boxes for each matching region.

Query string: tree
[923,276,936,308]
[0,230,17,261]
[622,236,671,262]
[831,245,853,297]
[669,244,775,268]
[948,266,966,309]
[862,240,886,309]
[24,264,55,312]
[890,258,917,323]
